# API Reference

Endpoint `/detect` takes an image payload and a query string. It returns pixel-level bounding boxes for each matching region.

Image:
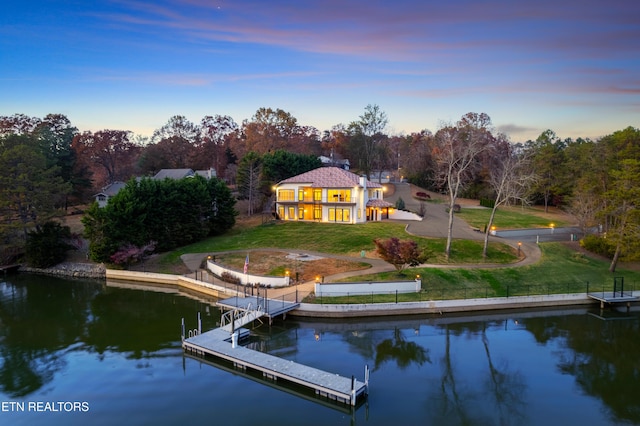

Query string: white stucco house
[273,167,394,223]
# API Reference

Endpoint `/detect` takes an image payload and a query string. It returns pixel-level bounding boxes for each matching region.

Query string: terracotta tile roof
[366,199,393,208]
[278,167,382,188]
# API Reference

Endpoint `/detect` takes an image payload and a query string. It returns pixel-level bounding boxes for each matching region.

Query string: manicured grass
[327,243,640,303]
[161,220,518,268]
[456,205,569,230]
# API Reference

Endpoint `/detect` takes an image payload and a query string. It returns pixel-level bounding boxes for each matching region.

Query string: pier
[0,264,20,275]
[588,292,638,309]
[182,296,369,407]
[588,277,639,310]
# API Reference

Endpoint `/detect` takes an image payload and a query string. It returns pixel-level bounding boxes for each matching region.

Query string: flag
[243,254,249,274]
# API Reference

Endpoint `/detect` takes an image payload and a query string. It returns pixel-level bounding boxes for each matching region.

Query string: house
[153,167,217,180]
[94,181,127,208]
[318,155,350,170]
[273,167,393,223]
[94,168,217,206]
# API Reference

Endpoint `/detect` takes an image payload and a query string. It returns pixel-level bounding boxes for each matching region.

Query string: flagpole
[243,253,249,286]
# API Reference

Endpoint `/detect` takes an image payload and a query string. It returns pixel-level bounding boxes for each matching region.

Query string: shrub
[416,191,431,200]
[579,234,615,258]
[221,271,241,285]
[480,198,496,208]
[110,241,157,267]
[395,197,405,210]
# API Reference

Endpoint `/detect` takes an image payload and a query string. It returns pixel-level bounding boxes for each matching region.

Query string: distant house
[94,168,217,206]
[319,155,350,170]
[94,181,127,208]
[273,167,393,223]
[153,168,217,180]
[153,168,196,180]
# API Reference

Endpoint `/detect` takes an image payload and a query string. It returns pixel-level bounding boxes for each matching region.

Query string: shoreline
[16,261,638,318]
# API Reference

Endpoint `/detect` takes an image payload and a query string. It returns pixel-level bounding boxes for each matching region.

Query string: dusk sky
[2,0,638,142]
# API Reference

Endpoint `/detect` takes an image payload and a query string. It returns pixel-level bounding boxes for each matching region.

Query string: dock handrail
[220,303,265,332]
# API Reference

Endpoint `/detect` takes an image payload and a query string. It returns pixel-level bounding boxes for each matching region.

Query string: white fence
[315,278,421,297]
[388,209,422,221]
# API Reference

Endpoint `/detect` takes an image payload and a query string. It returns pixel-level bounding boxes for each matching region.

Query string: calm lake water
[1,273,639,426]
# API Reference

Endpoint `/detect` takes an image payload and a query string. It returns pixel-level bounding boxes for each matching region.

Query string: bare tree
[237,152,263,216]
[433,113,493,260]
[482,140,537,258]
[566,190,600,237]
[350,104,388,179]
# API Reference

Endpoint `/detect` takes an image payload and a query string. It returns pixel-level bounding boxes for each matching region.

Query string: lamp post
[550,223,555,234]
[517,241,522,257]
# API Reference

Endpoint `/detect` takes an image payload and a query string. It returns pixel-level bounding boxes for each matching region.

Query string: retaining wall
[105,269,243,299]
[292,293,594,318]
[206,260,290,287]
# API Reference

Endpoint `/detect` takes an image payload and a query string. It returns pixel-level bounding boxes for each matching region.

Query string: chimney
[359,176,366,189]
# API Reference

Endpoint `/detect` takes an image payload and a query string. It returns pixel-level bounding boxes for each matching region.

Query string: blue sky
[1,0,638,142]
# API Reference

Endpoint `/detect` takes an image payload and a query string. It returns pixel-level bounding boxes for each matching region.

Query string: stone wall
[20,262,106,279]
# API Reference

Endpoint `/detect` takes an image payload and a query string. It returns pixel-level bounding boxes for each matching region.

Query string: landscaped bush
[395,197,405,210]
[579,234,615,258]
[221,271,241,285]
[480,198,495,208]
[416,191,431,200]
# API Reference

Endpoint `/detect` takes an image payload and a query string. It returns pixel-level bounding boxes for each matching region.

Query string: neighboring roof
[278,167,382,188]
[153,168,195,180]
[366,199,394,208]
[319,156,350,165]
[95,181,126,196]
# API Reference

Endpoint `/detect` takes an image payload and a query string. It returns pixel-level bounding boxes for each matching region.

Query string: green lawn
[160,221,518,269]
[153,209,639,303]
[326,243,640,303]
[456,205,569,230]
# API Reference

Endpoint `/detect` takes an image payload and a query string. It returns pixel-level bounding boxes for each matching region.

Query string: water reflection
[2,274,640,425]
[0,275,219,399]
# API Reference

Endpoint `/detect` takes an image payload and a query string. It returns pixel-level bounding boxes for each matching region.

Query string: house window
[327,189,351,202]
[278,189,295,201]
[313,189,322,201]
[328,208,350,222]
[278,206,285,219]
[313,206,322,220]
[288,207,295,220]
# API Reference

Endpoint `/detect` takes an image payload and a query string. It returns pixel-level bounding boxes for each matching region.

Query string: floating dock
[588,291,639,309]
[182,296,368,407]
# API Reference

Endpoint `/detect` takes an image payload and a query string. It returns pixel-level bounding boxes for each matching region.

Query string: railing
[220,303,265,331]
[312,282,637,305]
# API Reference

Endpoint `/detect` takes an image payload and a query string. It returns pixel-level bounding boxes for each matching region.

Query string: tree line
[1,108,639,271]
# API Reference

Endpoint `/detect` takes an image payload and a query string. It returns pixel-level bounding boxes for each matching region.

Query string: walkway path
[181,182,548,301]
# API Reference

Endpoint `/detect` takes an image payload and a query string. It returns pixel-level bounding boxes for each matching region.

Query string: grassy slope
[161,220,517,269]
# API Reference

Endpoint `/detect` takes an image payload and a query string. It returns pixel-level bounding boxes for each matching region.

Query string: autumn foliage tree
[374,237,430,273]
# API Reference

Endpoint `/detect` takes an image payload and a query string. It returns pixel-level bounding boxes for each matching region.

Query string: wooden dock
[0,264,21,275]
[183,296,368,406]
